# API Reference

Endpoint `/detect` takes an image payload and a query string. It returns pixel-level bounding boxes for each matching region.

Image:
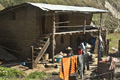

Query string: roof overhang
[0,2,109,14]
[28,3,108,13]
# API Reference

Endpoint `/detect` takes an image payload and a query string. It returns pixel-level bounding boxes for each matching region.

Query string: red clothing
[78,49,82,55]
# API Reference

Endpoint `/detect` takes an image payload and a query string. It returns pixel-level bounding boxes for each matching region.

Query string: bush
[26,71,46,79]
[0,67,25,78]
[117,31,120,34]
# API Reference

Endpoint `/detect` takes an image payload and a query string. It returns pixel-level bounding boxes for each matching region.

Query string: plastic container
[44,53,49,60]
[55,56,63,63]
[22,62,26,66]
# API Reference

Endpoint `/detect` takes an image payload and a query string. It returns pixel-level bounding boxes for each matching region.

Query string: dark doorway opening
[59,13,68,32]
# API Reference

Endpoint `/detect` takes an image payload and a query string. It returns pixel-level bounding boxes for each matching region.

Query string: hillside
[0,0,120,32]
[0,0,105,8]
[0,4,4,10]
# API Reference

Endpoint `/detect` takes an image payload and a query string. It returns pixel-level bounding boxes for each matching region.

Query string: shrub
[0,67,25,78]
[117,31,120,34]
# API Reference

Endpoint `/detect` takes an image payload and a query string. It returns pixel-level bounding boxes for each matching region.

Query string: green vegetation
[0,0,105,8]
[107,32,120,53]
[26,71,47,80]
[0,66,25,79]
[51,71,59,75]
[0,4,4,10]
[0,67,51,80]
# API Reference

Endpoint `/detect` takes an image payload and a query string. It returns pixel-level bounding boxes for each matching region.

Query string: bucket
[44,53,49,60]
[55,56,63,63]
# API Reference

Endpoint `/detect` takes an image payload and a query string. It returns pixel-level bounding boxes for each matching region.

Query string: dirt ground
[0,54,120,80]
[0,60,60,76]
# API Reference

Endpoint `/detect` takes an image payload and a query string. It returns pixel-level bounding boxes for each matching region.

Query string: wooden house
[0,3,108,68]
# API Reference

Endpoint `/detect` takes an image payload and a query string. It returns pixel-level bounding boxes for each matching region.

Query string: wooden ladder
[32,35,50,68]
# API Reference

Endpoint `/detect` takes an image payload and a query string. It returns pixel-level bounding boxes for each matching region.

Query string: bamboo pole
[52,12,56,63]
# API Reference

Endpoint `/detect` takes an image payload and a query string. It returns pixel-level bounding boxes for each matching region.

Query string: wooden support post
[31,46,34,69]
[104,30,107,56]
[98,28,102,61]
[83,20,86,42]
[107,39,110,56]
[119,40,120,52]
[52,12,56,63]
[100,13,102,27]
[83,20,86,34]
[98,13,102,61]
[94,36,99,54]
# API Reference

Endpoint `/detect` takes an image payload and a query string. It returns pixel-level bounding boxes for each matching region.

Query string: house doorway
[59,13,68,31]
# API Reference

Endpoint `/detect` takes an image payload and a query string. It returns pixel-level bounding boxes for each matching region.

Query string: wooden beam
[55,29,98,35]
[55,21,70,25]
[34,38,50,65]
[56,25,91,28]
[52,12,56,63]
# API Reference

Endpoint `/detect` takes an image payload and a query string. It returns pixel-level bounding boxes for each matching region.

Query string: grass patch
[117,31,120,34]
[52,72,59,75]
[0,66,25,79]
[107,32,120,53]
[25,71,47,80]
[0,67,52,80]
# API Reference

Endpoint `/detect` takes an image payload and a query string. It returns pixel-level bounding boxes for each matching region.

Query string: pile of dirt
[0,48,18,61]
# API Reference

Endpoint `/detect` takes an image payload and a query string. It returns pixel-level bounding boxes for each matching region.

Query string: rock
[111,47,118,51]
[114,27,120,32]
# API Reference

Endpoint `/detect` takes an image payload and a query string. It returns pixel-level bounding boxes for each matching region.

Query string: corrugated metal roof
[28,3,108,13]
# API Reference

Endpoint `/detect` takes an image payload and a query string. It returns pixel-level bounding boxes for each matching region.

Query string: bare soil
[0,54,120,80]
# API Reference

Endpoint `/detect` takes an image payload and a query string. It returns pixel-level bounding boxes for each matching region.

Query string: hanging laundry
[77,55,84,79]
[60,56,77,80]
[60,57,70,80]
[70,56,77,74]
